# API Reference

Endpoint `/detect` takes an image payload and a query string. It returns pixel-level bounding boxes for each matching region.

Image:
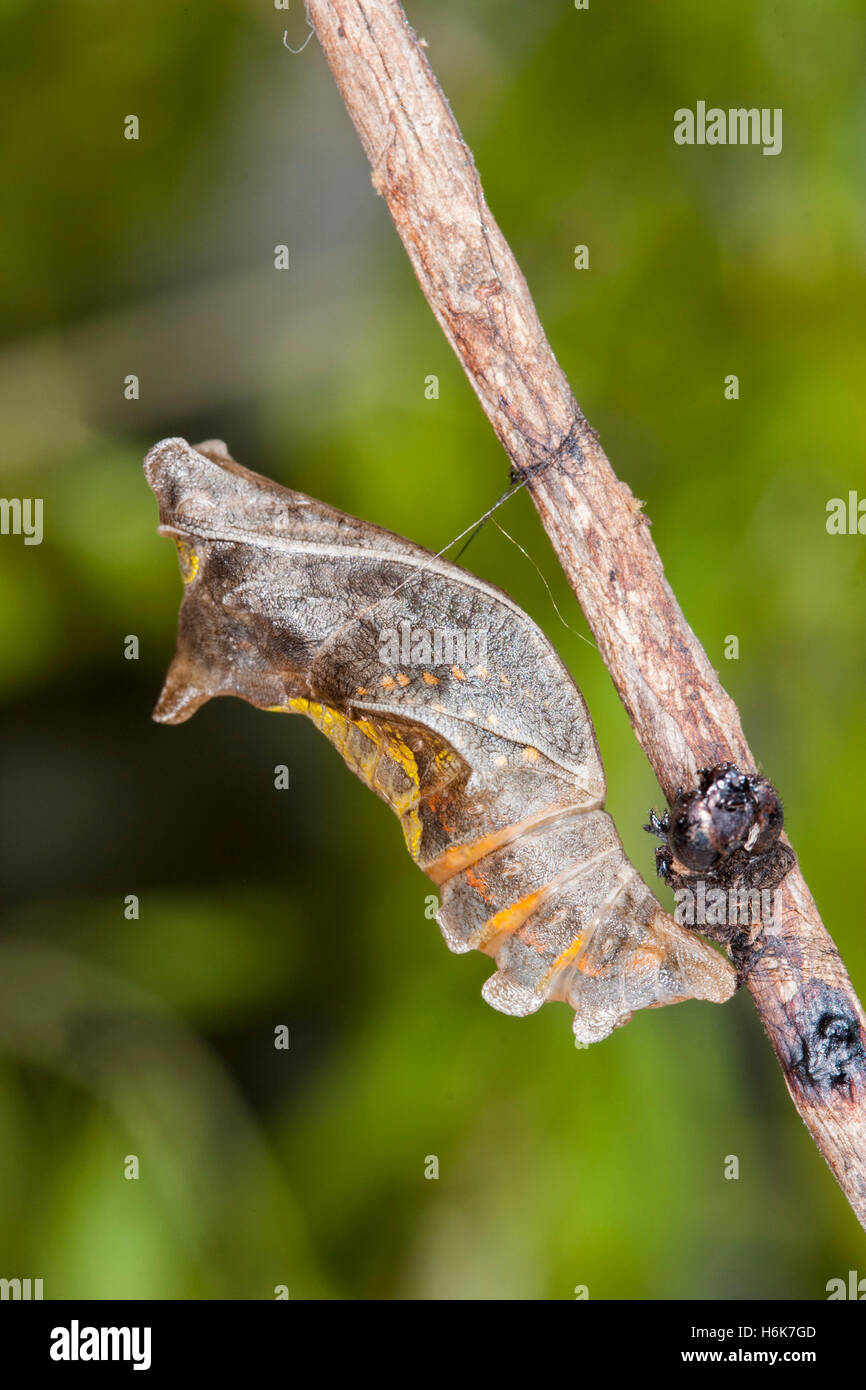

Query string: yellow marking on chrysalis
[475,666,490,679]
[381,675,396,690]
[539,934,591,1003]
[400,808,423,861]
[175,540,199,584]
[422,672,439,686]
[340,715,381,782]
[396,672,410,687]
[383,731,420,786]
[348,730,381,783]
[522,746,540,762]
[377,729,423,859]
[544,933,585,980]
[465,864,492,899]
[472,887,550,952]
[287,698,364,760]
[452,665,466,680]
[499,673,511,686]
[294,698,350,753]
[424,806,588,886]
[267,698,425,858]
[317,703,350,753]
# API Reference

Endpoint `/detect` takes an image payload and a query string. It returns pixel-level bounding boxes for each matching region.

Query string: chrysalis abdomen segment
[434,802,733,1044]
[280,700,734,1044]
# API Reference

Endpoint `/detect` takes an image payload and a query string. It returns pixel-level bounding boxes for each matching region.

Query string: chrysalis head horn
[146,437,289,723]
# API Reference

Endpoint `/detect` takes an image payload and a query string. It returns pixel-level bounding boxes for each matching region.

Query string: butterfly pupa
[145,437,735,1044]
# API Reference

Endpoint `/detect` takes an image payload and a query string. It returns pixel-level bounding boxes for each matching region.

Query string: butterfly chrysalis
[146,437,735,1044]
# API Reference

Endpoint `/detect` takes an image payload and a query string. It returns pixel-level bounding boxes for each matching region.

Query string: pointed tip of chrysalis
[143,435,193,493]
[144,437,225,530]
[151,664,210,725]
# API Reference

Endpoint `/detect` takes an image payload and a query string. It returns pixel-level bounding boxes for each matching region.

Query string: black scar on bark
[788,984,866,1094]
[644,764,797,985]
[645,763,796,898]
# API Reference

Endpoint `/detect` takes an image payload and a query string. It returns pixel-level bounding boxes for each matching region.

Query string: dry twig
[306,0,866,1228]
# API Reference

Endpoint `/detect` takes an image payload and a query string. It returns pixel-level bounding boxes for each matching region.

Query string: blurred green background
[1,0,864,1300]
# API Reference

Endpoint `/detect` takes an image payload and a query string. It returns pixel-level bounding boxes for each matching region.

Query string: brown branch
[306,0,866,1228]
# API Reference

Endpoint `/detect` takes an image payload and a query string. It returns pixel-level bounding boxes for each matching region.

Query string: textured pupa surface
[145,437,735,1044]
